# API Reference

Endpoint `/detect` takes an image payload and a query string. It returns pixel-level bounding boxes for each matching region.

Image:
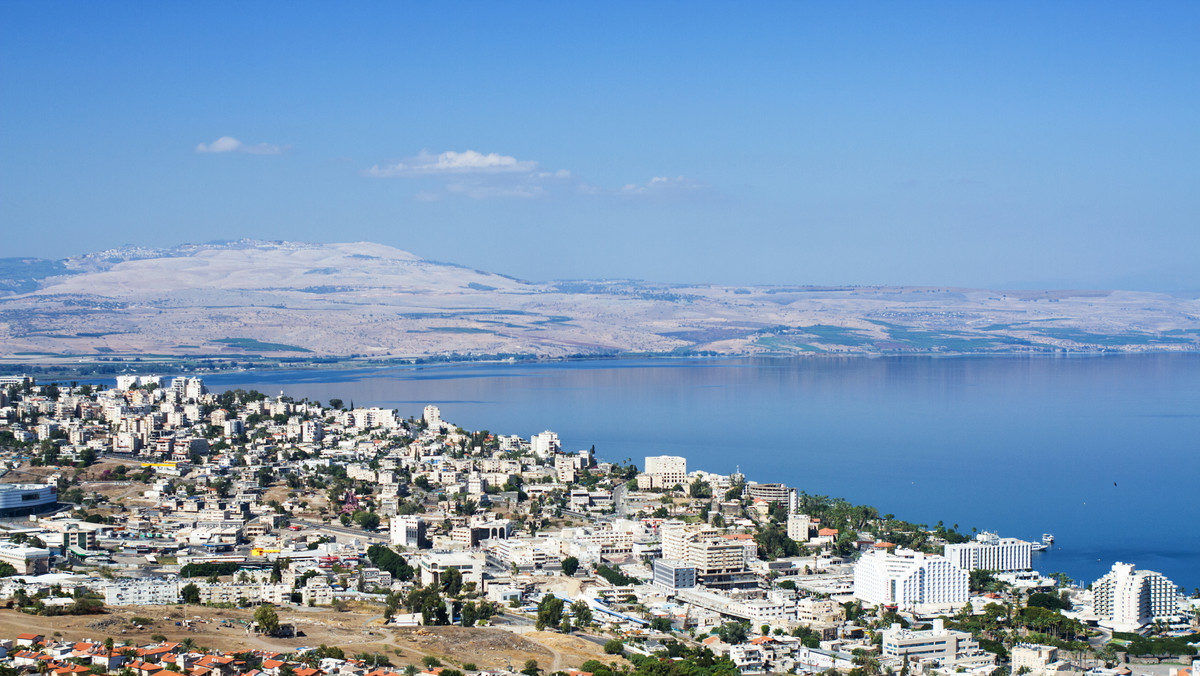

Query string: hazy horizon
[2,3,1197,292]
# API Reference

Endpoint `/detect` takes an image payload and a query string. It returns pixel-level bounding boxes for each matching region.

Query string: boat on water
[1042,533,1055,546]
[1031,542,1049,552]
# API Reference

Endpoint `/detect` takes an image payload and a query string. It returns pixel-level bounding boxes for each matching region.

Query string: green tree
[440,567,463,596]
[253,604,280,635]
[535,595,564,631]
[603,639,624,655]
[180,583,201,604]
[570,599,593,627]
[561,556,579,577]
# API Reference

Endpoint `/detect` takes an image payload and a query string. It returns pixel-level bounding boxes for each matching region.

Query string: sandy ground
[0,604,623,671]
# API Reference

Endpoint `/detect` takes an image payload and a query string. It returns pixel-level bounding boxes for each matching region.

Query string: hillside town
[0,374,1195,676]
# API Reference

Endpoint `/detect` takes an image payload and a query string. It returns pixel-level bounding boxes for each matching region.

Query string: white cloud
[364,148,708,202]
[619,175,707,196]
[364,150,538,177]
[195,136,283,155]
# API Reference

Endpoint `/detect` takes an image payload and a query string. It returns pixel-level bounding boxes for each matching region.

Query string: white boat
[1042,533,1054,546]
[1031,542,1048,552]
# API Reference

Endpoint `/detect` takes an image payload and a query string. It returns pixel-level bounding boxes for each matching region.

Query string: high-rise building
[787,513,812,542]
[854,548,969,611]
[390,515,427,549]
[642,455,687,490]
[423,405,443,431]
[944,532,1032,572]
[531,430,561,458]
[1092,562,1181,631]
[660,521,754,589]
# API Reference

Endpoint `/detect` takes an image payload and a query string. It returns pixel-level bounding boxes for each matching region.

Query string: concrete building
[854,548,968,612]
[0,542,51,575]
[531,431,561,458]
[389,516,427,549]
[1011,644,1060,676]
[745,482,793,506]
[653,559,697,594]
[0,484,57,517]
[661,521,753,589]
[418,552,484,587]
[944,532,1032,572]
[104,579,180,606]
[423,405,443,431]
[450,517,512,548]
[787,513,811,543]
[1092,562,1182,631]
[882,619,994,669]
[639,455,687,490]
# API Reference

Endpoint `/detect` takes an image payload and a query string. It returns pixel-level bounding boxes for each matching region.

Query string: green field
[212,338,312,352]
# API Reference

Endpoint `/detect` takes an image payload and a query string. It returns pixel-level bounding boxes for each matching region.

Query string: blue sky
[2,2,1197,290]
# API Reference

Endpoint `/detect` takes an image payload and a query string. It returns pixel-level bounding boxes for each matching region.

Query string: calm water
[201,354,1200,591]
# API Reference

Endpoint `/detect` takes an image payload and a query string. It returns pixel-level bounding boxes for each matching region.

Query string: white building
[653,559,697,594]
[943,532,1032,572]
[104,578,180,606]
[644,455,687,489]
[423,405,443,431]
[882,619,994,669]
[531,431,561,458]
[390,515,426,549]
[853,548,968,612]
[418,552,484,587]
[787,513,811,543]
[1092,562,1182,632]
[1010,644,1060,676]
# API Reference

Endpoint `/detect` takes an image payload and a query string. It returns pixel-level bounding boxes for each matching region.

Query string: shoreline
[4,348,1199,381]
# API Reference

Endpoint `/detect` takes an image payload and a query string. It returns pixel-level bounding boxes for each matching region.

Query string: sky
[1,2,1198,291]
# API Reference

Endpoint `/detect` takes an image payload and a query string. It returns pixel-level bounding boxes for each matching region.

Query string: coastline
[4,346,1197,381]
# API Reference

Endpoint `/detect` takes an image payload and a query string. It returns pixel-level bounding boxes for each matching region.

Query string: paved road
[292,518,389,542]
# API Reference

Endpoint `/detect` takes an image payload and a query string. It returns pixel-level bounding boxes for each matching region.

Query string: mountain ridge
[1,240,1198,362]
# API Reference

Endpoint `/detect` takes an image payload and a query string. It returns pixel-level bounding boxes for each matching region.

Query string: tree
[561,556,579,577]
[254,604,280,636]
[570,599,593,627]
[181,583,201,604]
[440,567,463,596]
[328,398,344,410]
[717,622,747,644]
[355,511,381,531]
[521,660,540,676]
[603,639,624,655]
[535,595,564,631]
[460,601,478,627]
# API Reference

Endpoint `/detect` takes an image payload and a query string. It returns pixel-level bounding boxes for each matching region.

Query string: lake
[203,354,1200,592]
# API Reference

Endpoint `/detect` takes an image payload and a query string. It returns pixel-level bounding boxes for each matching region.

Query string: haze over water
[205,354,1200,591]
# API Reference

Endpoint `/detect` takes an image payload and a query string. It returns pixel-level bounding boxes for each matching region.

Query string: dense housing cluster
[0,374,1195,676]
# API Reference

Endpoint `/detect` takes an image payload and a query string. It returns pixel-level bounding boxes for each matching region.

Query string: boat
[1042,533,1055,546]
[1031,542,1049,552]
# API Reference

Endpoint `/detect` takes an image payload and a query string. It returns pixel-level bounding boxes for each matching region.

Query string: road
[292,518,390,542]
[613,483,628,518]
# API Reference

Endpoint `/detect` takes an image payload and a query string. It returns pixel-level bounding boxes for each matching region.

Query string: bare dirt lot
[0,604,623,672]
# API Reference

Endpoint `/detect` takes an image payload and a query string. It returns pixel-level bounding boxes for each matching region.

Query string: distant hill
[1,240,1198,363]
